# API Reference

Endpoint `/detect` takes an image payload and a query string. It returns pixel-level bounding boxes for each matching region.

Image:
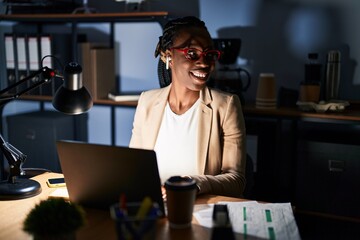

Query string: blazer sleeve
[192,94,247,198]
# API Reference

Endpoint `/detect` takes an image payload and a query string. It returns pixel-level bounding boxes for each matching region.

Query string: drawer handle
[328,160,345,172]
[25,129,36,140]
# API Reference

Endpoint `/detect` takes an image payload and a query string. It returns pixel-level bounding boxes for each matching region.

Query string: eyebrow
[172,38,214,51]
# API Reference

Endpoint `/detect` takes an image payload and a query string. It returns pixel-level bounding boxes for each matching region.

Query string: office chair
[244,154,254,199]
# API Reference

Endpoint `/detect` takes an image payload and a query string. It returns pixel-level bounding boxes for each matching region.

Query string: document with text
[194,201,301,240]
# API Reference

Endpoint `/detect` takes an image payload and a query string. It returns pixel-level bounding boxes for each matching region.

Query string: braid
[155,16,208,88]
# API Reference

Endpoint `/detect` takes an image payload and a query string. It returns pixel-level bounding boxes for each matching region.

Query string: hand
[161,185,167,202]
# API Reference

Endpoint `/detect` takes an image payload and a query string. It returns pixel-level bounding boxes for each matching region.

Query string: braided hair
[154,16,208,88]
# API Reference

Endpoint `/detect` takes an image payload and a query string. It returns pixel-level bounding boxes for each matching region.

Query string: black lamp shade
[52,62,93,115]
[52,86,93,115]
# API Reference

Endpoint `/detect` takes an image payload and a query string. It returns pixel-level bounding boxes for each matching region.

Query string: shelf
[18,95,138,108]
[0,10,168,180]
[94,99,138,107]
[243,104,360,123]
[1,11,167,109]
[0,12,169,24]
[17,95,360,121]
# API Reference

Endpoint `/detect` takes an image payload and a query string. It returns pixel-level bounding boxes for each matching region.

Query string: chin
[192,83,206,91]
[193,77,208,85]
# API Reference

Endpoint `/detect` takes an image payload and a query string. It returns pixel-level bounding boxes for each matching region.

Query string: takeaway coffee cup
[165,176,197,229]
[256,73,277,109]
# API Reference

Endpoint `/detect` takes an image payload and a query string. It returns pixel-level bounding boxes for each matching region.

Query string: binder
[80,42,115,100]
[90,47,115,100]
[80,42,92,97]
[52,34,73,95]
[40,34,73,96]
[27,35,41,95]
[4,34,16,94]
[39,34,53,96]
[15,34,28,93]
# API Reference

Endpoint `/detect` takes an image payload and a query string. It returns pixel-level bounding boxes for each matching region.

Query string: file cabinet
[6,110,88,173]
[295,122,360,219]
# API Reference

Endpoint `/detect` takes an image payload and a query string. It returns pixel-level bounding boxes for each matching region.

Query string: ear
[161,50,172,69]
[166,55,173,70]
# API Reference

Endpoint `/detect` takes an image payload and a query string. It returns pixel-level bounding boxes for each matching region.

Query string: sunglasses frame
[171,47,222,62]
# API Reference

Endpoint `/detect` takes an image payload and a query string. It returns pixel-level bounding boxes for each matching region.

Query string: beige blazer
[129,84,246,198]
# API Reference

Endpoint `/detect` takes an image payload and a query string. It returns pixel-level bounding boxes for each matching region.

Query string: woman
[129,16,247,198]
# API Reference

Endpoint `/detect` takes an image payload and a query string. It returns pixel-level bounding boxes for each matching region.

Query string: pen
[114,194,135,240]
[136,196,153,221]
[138,204,160,236]
[119,193,127,214]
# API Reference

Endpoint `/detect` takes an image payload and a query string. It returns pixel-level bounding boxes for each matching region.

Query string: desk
[0,172,249,240]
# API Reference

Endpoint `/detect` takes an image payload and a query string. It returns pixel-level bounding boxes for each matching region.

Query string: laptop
[56,140,164,215]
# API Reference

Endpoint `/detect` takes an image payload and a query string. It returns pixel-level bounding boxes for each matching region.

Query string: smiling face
[169,26,216,92]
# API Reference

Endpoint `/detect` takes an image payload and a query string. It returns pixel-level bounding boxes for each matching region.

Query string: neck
[168,86,200,115]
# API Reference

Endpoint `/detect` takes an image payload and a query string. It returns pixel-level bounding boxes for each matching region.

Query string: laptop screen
[56,140,164,215]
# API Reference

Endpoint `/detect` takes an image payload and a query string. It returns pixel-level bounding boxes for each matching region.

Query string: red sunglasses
[171,47,222,62]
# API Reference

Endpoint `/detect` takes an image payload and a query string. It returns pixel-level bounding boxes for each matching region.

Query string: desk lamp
[0,56,93,200]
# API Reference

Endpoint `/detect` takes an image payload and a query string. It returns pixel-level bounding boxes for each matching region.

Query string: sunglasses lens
[185,49,201,60]
[205,51,220,62]
[181,48,221,62]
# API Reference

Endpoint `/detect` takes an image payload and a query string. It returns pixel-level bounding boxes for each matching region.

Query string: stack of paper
[108,92,140,102]
[194,201,300,240]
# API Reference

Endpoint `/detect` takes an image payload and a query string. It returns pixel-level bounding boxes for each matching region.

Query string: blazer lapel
[144,85,171,149]
[197,87,212,174]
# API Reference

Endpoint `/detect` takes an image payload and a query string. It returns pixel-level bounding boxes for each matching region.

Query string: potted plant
[23,198,86,240]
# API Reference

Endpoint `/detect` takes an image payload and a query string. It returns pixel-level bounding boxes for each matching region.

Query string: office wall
[2,0,360,147]
[201,0,360,102]
[106,0,360,146]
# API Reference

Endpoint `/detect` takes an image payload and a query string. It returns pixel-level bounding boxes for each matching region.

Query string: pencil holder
[110,202,161,240]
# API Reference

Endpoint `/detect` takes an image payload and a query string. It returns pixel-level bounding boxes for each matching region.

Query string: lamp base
[0,178,42,200]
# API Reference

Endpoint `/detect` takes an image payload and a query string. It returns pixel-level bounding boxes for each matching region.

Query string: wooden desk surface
[0,173,248,240]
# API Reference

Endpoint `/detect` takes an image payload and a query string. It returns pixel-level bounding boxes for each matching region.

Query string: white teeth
[192,72,206,78]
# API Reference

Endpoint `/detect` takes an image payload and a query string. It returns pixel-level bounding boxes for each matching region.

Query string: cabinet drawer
[296,141,360,218]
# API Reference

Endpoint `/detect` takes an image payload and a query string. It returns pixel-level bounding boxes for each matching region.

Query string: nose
[196,54,212,66]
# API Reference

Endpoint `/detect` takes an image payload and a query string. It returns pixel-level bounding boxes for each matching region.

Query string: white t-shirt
[154,99,200,184]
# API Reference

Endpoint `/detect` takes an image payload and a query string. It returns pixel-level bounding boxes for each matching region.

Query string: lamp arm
[0,134,27,183]
[0,66,58,182]
[0,67,58,104]
[0,60,92,199]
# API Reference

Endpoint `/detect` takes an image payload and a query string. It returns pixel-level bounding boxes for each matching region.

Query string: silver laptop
[56,140,164,215]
